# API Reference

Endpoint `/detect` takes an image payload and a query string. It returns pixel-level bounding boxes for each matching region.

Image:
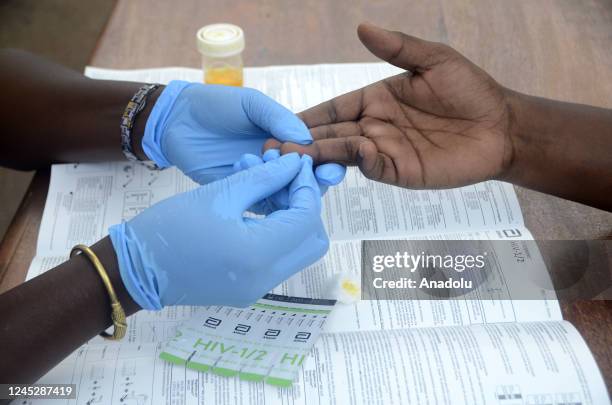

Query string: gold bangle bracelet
[70,244,127,341]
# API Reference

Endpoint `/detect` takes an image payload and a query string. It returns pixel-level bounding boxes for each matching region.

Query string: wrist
[108,223,163,311]
[499,88,531,184]
[90,237,142,315]
[141,80,192,168]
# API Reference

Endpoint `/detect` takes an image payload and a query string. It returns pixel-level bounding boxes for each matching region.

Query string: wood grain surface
[1,0,610,393]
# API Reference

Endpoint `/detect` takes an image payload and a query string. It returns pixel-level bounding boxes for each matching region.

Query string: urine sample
[196,23,244,86]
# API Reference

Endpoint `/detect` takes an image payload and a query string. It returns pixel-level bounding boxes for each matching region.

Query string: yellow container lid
[196,23,245,58]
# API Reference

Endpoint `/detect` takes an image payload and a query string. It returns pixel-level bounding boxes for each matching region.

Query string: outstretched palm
[266,23,514,189]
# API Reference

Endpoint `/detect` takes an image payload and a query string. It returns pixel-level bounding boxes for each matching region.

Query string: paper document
[24,64,608,404]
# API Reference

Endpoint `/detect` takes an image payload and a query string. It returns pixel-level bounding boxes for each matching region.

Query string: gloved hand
[233,149,345,214]
[143,80,346,189]
[109,153,329,310]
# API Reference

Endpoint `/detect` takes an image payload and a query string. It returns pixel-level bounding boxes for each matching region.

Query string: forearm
[0,237,140,383]
[504,90,612,210]
[0,49,160,170]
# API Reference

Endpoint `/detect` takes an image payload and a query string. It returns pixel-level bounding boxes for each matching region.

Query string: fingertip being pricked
[262,138,282,154]
[269,151,301,173]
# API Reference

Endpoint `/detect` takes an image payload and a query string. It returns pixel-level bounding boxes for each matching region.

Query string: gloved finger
[262,148,281,162]
[232,154,277,214]
[234,152,324,213]
[261,150,289,208]
[262,153,326,204]
[243,89,312,145]
[232,153,264,173]
[189,166,235,185]
[228,152,302,214]
[230,153,292,214]
[315,163,346,186]
[238,152,292,212]
[257,156,329,280]
[262,155,322,227]
[288,155,322,211]
[262,148,339,196]
[239,153,264,170]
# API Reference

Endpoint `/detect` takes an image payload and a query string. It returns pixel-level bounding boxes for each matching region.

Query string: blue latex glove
[233,149,346,214]
[109,153,329,310]
[143,80,345,190]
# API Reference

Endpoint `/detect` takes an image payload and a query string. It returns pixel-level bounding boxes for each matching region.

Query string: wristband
[120,84,161,170]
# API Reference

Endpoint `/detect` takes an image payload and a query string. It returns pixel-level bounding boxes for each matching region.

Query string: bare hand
[265,23,515,189]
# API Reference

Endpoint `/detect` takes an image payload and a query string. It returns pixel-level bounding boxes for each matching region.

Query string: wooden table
[1,0,611,393]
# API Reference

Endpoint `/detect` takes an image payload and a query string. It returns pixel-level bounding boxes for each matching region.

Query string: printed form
[24,64,608,404]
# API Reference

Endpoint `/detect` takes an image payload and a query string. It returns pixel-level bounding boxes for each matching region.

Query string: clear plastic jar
[196,23,244,87]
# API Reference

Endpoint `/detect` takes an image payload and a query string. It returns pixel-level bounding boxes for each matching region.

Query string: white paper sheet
[33,321,608,404]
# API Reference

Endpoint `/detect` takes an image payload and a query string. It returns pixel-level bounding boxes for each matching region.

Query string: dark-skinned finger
[277,137,370,166]
[273,138,399,185]
[309,121,364,140]
[298,88,365,128]
[357,140,385,181]
[357,22,453,72]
